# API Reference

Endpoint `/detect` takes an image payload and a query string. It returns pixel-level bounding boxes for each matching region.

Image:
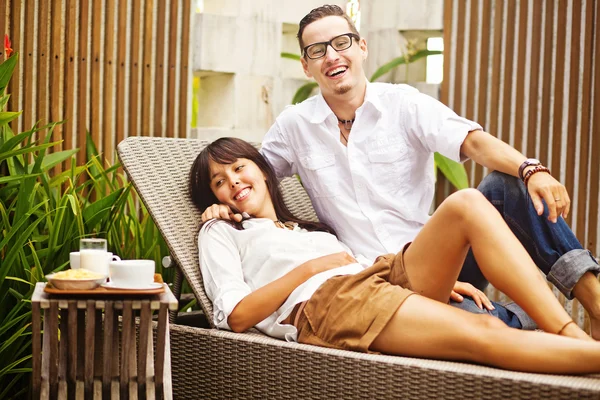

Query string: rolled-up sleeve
[261,121,294,180]
[404,92,482,162]
[198,221,252,330]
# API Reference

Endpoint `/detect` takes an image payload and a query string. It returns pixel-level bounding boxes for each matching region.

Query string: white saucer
[101,282,163,290]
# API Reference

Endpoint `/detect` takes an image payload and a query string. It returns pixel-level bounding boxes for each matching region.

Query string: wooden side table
[31,282,178,399]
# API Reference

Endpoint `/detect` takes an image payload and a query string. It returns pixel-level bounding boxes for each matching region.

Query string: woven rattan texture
[117,137,318,326]
[167,324,600,400]
[122,137,600,399]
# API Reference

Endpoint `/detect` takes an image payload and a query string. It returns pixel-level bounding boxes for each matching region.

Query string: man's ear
[301,57,313,78]
[359,38,368,60]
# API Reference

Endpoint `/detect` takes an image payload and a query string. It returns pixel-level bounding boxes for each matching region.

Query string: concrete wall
[190,0,444,142]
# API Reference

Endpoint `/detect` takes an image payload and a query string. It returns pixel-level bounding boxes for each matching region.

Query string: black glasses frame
[302,33,360,60]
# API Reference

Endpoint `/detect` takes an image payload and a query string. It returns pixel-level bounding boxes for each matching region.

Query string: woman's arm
[228,252,357,333]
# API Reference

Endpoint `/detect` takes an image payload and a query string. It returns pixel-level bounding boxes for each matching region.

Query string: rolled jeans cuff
[547,249,600,300]
[504,302,537,330]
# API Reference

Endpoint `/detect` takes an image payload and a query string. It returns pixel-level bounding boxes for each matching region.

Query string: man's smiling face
[300,16,368,98]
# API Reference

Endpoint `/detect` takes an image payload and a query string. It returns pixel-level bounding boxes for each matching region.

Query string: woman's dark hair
[189,137,336,235]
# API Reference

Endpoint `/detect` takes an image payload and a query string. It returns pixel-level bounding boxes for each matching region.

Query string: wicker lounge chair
[117,136,600,399]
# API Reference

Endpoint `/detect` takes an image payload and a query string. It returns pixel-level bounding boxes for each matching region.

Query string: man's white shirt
[261,81,482,263]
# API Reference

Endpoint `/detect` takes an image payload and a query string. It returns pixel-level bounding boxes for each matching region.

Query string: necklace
[274,220,296,230]
[337,117,355,130]
[339,129,349,144]
[337,116,354,144]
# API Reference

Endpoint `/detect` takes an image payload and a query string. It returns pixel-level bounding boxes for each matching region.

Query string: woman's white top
[198,218,368,341]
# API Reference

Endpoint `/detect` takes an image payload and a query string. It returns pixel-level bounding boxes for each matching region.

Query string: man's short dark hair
[297,4,360,54]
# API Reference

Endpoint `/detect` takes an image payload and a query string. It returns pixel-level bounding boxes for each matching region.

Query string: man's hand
[201,204,243,223]
[450,281,495,311]
[526,171,570,223]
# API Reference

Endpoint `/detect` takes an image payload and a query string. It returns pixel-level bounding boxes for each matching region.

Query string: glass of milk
[80,238,109,276]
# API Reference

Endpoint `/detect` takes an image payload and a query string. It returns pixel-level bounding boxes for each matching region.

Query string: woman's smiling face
[208,157,277,220]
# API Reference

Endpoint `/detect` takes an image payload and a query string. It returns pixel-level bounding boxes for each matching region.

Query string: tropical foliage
[0,51,171,398]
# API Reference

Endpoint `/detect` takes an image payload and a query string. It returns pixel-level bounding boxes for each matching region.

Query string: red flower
[4,34,13,58]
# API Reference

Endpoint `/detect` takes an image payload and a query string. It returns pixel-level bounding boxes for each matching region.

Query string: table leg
[67,301,78,400]
[155,304,168,399]
[120,301,133,400]
[163,313,173,400]
[77,307,86,380]
[84,300,95,399]
[137,302,151,399]
[48,302,59,400]
[32,302,41,400]
[102,301,114,399]
[59,307,69,398]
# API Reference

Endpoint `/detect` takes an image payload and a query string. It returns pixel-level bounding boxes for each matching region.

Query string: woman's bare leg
[370,295,600,373]
[404,189,588,339]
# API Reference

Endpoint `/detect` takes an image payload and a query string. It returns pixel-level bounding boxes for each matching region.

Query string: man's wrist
[518,158,541,180]
[523,165,551,186]
[522,165,537,176]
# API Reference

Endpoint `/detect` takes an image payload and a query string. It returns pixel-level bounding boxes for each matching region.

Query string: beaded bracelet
[523,165,551,187]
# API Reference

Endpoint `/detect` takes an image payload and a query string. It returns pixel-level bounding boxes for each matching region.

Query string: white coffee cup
[109,259,155,287]
[72,251,121,276]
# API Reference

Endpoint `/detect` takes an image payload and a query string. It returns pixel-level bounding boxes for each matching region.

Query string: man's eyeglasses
[303,33,360,60]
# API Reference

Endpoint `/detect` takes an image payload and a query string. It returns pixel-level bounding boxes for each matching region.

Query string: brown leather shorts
[290,244,414,353]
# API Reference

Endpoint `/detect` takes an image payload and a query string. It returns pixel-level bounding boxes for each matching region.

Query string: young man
[202,5,600,335]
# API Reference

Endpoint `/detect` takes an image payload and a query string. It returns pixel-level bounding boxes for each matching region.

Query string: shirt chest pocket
[367,148,409,192]
[298,153,340,198]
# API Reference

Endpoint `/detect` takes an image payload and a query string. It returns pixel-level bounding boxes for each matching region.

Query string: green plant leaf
[0,323,31,357]
[0,306,28,337]
[0,210,51,287]
[0,111,21,125]
[0,354,31,377]
[0,141,60,164]
[292,82,319,104]
[0,121,57,155]
[0,172,43,184]
[41,149,79,171]
[179,298,197,313]
[281,52,301,61]
[0,94,9,110]
[0,53,19,94]
[434,152,469,190]
[3,277,33,287]
[82,188,124,229]
[0,201,47,253]
[86,131,100,162]
[369,49,442,82]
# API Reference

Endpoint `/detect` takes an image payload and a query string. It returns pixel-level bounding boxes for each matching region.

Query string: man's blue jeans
[449,298,524,329]
[452,171,600,330]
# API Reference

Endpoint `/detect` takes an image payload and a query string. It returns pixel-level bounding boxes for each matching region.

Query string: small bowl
[46,273,107,290]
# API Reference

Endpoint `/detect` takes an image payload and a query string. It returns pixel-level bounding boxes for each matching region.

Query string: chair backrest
[117,137,318,327]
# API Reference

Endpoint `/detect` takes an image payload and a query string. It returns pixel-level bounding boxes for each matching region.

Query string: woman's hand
[201,204,243,222]
[306,252,358,275]
[450,281,495,311]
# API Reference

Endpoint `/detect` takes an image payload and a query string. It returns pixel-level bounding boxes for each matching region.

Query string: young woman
[190,137,600,374]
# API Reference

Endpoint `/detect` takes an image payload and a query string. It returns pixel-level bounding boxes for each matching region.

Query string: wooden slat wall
[442,0,600,259]
[443,0,600,328]
[0,0,192,163]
